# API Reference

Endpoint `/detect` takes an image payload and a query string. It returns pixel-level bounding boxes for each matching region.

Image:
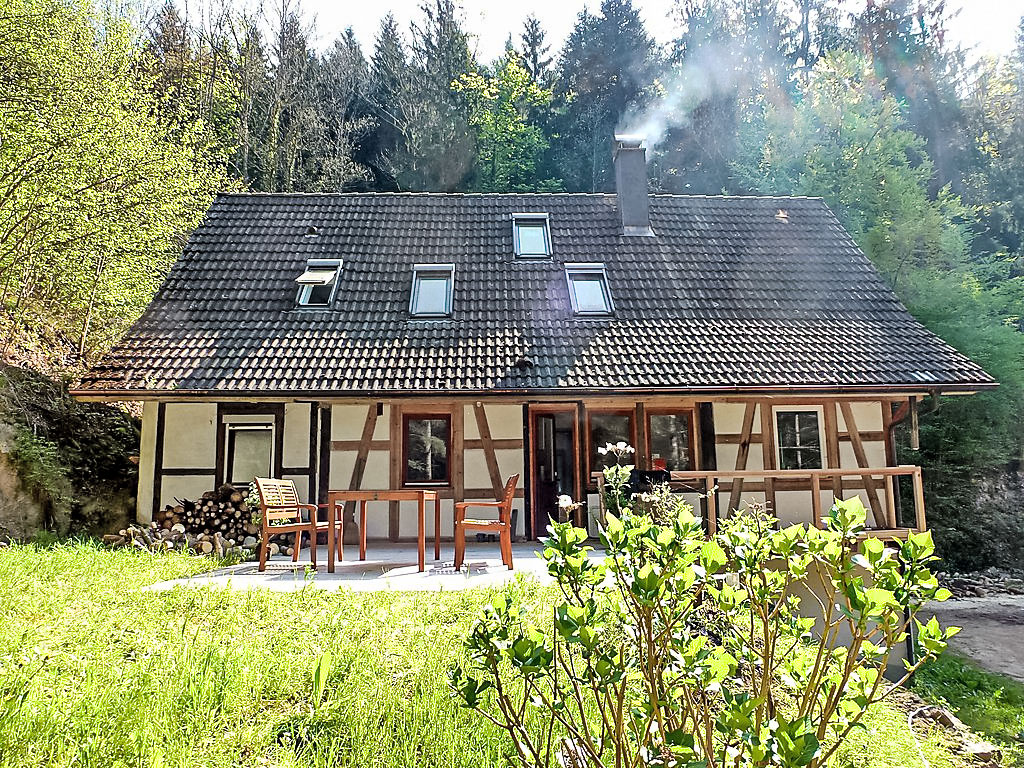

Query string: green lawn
[915,653,1024,766]
[0,543,971,768]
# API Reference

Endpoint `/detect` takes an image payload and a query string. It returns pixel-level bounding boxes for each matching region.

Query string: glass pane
[776,411,822,469]
[229,427,273,484]
[797,412,821,447]
[590,413,632,470]
[776,412,797,447]
[571,274,610,313]
[516,221,548,255]
[413,274,451,315]
[406,418,450,483]
[648,413,691,471]
[304,282,334,305]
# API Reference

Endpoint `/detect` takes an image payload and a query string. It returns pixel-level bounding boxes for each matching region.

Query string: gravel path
[928,594,1024,682]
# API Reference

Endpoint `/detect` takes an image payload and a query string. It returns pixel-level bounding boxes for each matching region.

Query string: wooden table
[326,489,440,573]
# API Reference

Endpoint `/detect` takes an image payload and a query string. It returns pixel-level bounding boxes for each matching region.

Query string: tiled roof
[75,193,995,394]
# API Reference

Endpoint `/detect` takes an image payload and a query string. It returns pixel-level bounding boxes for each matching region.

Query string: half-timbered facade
[73,138,995,540]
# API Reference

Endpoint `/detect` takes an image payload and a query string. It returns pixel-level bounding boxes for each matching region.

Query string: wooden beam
[823,401,842,501]
[838,402,884,523]
[473,403,503,499]
[634,402,648,470]
[452,405,465,503]
[464,438,523,450]
[345,405,379,529]
[759,401,777,514]
[389,404,401,541]
[727,402,757,513]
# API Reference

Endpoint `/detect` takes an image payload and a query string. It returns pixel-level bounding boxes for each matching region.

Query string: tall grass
[0,542,970,768]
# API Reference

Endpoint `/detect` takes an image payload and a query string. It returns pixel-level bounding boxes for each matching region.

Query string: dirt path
[928,594,1024,682]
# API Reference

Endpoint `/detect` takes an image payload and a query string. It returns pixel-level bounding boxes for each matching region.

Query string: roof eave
[69,380,998,402]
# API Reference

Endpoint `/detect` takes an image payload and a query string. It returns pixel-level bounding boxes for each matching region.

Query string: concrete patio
[146,540,558,592]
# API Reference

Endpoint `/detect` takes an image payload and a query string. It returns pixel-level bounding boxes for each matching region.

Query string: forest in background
[1,0,1022,568]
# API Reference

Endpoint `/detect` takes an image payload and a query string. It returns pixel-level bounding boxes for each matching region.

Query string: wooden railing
[594,465,926,538]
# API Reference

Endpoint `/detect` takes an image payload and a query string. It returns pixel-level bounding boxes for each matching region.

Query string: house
[72,137,995,541]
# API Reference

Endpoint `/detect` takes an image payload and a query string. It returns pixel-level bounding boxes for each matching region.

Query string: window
[588,410,634,475]
[410,264,455,317]
[512,213,551,257]
[403,415,451,485]
[566,264,613,315]
[225,424,274,484]
[296,258,342,307]
[647,411,693,471]
[776,410,823,470]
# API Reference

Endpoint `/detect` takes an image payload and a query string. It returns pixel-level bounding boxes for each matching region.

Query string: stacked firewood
[103,484,303,559]
[155,485,258,543]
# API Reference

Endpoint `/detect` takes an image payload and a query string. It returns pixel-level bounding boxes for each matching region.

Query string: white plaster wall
[137,402,158,523]
[485,404,523,438]
[283,403,311,468]
[160,474,216,510]
[162,403,217,469]
[331,404,369,440]
[463,449,491,490]
[713,402,765,472]
[283,474,310,503]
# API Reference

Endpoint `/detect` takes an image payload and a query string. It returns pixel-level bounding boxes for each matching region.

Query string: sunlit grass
[0,542,973,767]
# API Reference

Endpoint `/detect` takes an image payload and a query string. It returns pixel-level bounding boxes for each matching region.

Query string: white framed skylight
[565,263,613,316]
[295,258,342,307]
[409,264,455,317]
[511,213,551,258]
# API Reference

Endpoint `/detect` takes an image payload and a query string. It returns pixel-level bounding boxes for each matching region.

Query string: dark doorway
[530,408,578,538]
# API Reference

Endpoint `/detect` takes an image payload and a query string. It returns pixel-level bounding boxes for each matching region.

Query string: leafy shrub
[451,497,957,768]
[9,426,72,507]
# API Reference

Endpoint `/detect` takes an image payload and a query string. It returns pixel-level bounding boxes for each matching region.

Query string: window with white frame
[775,410,823,470]
[565,263,613,315]
[512,213,551,257]
[225,424,275,484]
[295,258,342,307]
[409,264,455,317]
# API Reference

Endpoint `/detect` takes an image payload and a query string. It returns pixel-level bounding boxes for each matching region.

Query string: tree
[733,51,1024,570]
[552,0,658,192]
[454,54,558,192]
[0,0,226,359]
[519,15,553,86]
[733,51,972,288]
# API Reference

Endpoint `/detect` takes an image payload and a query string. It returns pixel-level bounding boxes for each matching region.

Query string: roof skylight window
[512,213,551,258]
[410,264,455,317]
[565,263,613,316]
[295,258,342,307]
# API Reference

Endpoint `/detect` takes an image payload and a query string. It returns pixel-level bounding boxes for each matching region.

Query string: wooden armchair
[454,473,520,571]
[253,477,341,572]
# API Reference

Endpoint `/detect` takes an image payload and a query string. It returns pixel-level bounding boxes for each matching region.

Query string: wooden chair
[454,474,520,571]
[253,477,342,572]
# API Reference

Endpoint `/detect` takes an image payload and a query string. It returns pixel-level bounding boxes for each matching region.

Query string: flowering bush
[450,496,957,768]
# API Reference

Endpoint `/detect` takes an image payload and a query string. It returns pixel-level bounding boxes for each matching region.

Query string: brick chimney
[613,134,653,236]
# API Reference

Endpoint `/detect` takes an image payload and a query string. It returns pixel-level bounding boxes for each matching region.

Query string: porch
[145,540,554,593]
[595,464,927,537]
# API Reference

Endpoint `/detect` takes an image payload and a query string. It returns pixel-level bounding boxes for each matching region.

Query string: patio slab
[145,541,556,592]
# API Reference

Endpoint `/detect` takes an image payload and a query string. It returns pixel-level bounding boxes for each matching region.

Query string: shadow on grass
[914,652,1024,765]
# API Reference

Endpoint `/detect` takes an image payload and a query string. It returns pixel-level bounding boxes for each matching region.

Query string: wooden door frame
[526,403,582,539]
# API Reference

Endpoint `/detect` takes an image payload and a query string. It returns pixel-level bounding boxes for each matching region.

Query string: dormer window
[296,258,341,307]
[566,263,613,316]
[512,213,551,258]
[410,264,454,317]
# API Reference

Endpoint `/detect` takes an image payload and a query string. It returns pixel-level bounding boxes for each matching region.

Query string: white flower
[597,445,608,456]
[557,495,574,509]
[615,441,628,451]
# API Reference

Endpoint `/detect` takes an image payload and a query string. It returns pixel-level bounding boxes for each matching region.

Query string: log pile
[155,484,258,543]
[103,483,303,559]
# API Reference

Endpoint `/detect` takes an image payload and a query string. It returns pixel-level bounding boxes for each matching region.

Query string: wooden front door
[529,406,580,539]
